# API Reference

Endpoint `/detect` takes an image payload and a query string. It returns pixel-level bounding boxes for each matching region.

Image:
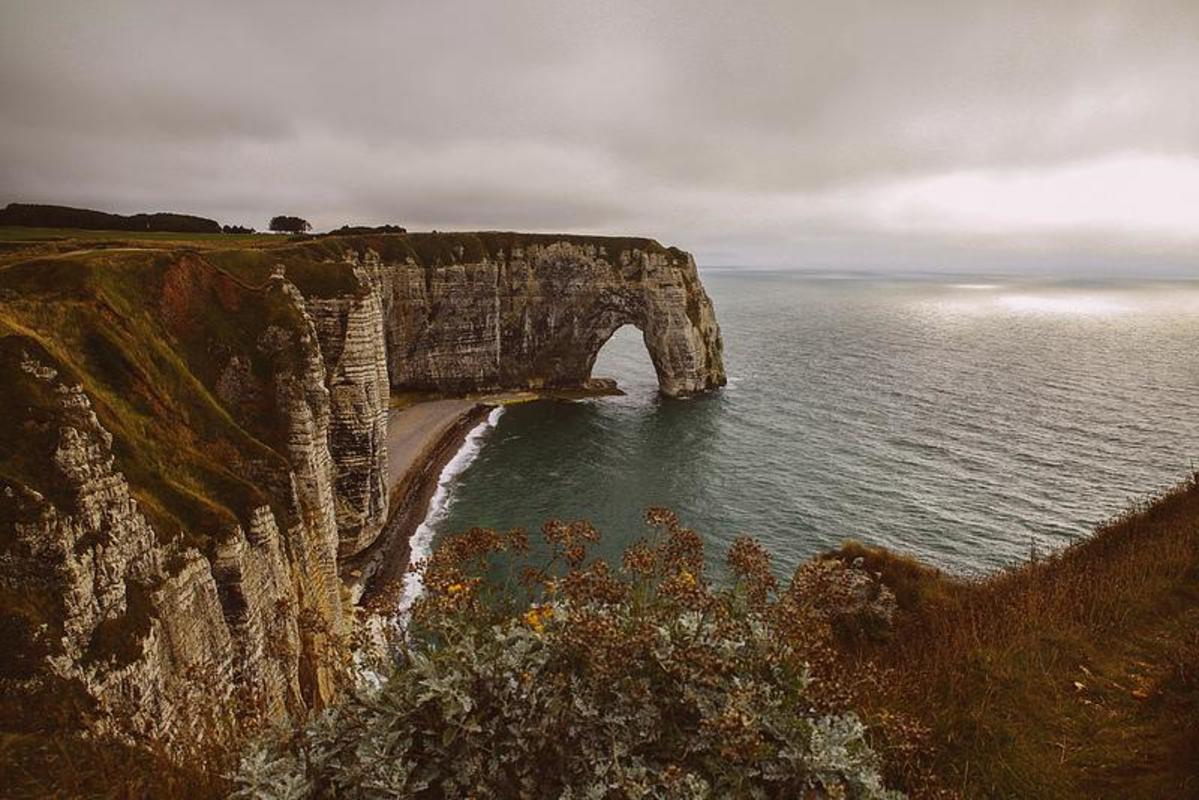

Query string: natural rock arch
[376,237,726,398]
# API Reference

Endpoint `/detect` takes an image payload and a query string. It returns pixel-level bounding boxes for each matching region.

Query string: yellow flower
[523,605,554,633]
[679,570,696,588]
[447,583,466,595]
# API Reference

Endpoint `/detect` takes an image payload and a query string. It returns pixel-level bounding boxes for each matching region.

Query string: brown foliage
[848,474,1199,798]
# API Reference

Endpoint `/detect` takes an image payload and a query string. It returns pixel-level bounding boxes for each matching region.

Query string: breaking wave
[398,405,505,616]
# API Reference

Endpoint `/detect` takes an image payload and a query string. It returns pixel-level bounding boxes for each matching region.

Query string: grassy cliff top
[0,247,301,553]
[836,476,1199,797]
[0,227,691,273]
[0,226,692,553]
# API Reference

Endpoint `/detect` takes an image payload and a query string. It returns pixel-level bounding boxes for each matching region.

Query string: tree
[268,215,311,234]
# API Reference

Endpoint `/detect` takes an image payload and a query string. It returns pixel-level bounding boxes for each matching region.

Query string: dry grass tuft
[850,474,1199,798]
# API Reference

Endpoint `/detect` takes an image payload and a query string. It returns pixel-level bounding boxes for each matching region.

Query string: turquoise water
[433,272,1199,577]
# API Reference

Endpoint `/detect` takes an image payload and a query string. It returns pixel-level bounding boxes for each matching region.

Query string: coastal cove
[0,230,726,751]
[342,398,491,607]
[3,228,1197,798]
[430,271,1199,579]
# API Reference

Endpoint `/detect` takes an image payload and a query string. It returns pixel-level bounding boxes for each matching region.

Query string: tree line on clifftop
[0,202,406,237]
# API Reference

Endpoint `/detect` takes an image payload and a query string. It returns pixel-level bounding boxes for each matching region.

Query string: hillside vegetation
[846,475,1199,798]
[4,476,1197,798]
[1,228,1194,797]
[0,203,223,234]
[0,248,305,550]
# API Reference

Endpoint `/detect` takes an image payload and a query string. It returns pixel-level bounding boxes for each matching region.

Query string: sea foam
[398,406,505,616]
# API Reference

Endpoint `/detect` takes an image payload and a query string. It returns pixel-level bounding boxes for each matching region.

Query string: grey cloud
[1,0,1196,269]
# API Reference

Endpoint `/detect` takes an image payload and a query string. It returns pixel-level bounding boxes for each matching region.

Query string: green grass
[0,225,281,245]
[0,226,683,258]
[0,249,297,552]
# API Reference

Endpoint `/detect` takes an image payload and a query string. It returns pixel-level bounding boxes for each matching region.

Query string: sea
[417,271,1199,581]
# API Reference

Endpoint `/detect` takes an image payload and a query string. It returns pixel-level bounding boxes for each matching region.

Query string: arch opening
[589,323,661,397]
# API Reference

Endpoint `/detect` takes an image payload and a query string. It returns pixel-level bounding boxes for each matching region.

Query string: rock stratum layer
[0,232,724,748]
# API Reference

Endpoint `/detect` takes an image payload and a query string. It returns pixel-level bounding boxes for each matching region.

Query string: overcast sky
[1,1,1197,270]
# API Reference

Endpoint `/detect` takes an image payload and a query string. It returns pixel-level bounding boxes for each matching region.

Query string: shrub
[324,223,407,236]
[233,511,901,799]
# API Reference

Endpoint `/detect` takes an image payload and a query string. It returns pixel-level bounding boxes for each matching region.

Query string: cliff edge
[0,231,725,748]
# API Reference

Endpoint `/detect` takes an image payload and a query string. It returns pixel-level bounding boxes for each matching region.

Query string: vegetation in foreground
[231,475,1199,799]
[0,224,281,246]
[4,476,1197,798]
[236,510,900,798]
[853,474,1199,798]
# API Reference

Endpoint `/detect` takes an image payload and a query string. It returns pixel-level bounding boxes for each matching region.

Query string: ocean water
[432,272,1199,578]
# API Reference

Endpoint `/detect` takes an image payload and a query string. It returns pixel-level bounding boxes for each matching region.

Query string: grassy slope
[0,226,280,245]
[0,249,291,551]
[0,228,682,552]
[839,477,1199,798]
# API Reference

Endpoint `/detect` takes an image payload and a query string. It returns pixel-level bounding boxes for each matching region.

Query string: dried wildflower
[261,511,901,800]
[504,527,530,553]
[645,507,679,529]
[728,535,778,606]
[622,539,656,578]
[562,560,628,606]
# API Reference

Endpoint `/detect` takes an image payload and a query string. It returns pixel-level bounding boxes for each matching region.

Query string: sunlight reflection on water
[436,273,1199,578]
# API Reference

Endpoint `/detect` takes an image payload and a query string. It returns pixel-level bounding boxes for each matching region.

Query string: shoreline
[347,402,492,610]
[349,381,628,613]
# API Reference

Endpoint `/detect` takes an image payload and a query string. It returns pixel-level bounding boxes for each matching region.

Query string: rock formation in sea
[0,232,725,747]
[370,234,725,398]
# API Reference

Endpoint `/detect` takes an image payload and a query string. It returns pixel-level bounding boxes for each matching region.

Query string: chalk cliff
[371,233,725,398]
[0,232,725,748]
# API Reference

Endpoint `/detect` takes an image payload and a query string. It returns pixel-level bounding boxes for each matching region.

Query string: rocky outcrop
[0,274,354,746]
[303,261,391,559]
[0,354,240,744]
[0,231,726,750]
[367,236,725,398]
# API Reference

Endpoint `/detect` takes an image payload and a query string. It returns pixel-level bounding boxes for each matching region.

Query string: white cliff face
[256,273,352,708]
[0,232,726,749]
[304,256,391,560]
[0,273,359,745]
[373,238,726,398]
[4,357,239,745]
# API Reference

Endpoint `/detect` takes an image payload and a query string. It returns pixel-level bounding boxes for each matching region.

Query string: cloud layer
[2,0,1196,270]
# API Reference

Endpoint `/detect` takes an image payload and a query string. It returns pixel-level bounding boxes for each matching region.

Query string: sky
[1,0,1197,271]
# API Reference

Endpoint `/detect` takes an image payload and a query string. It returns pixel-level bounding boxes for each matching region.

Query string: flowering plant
[234,510,901,799]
